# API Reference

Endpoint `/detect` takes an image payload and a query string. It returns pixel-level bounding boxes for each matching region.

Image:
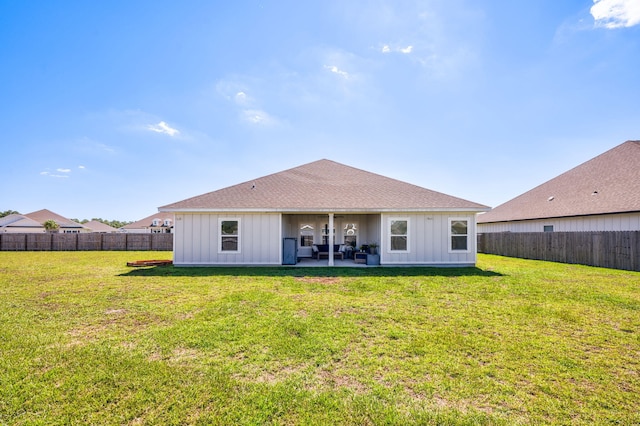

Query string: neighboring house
[83,220,119,233]
[0,214,46,233]
[121,213,174,233]
[478,140,640,233]
[159,159,490,267]
[24,209,89,233]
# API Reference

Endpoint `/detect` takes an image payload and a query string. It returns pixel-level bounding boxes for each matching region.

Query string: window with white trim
[220,219,240,252]
[389,218,409,252]
[299,223,314,247]
[449,218,469,252]
[343,222,358,249]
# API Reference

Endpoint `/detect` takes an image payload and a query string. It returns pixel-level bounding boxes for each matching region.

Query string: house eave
[159,207,490,214]
[478,209,640,225]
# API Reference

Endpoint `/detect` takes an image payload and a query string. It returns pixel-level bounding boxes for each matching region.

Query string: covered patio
[282,212,381,266]
[292,257,374,267]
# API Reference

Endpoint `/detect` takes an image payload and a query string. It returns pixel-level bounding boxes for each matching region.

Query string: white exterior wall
[380,212,478,266]
[478,212,640,233]
[1,227,46,233]
[173,213,282,266]
[173,211,480,266]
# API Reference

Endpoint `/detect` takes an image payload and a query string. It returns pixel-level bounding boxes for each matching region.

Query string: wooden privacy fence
[0,233,173,251]
[478,231,640,272]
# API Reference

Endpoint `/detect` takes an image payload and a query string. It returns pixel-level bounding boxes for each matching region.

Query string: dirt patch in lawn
[294,277,341,284]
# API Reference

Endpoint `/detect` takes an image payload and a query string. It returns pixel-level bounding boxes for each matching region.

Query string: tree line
[0,210,132,229]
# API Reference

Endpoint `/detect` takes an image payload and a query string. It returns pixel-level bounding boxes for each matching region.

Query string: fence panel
[52,234,78,251]
[1,234,27,251]
[478,231,640,272]
[0,233,173,252]
[78,233,103,251]
[27,234,52,251]
[102,234,127,250]
[151,234,173,251]
[126,234,151,251]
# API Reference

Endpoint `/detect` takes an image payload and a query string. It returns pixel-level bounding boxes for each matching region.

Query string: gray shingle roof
[478,141,640,223]
[122,212,175,229]
[160,159,489,212]
[83,220,119,233]
[25,209,86,229]
[0,214,45,229]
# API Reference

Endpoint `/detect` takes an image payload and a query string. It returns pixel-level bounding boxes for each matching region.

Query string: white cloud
[78,165,86,169]
[147,121,179,136]
[216,79,282,127]
[241,109,275,125]
[57,168,71,173]
[234,91,248,105]
[40,171,69,178]
[324,65,350,78]
[379,44,415,54]
[591,0,640,28]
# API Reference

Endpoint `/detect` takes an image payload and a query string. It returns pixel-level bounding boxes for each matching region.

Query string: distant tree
[107,219,133,229]
[69,217,132,228]
[43,219,59,232]
[0,210,20,218]
[84,218,133,229]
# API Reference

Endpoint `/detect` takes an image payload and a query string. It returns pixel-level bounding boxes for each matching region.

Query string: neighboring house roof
[0,214,45,230]
[478,140,640,224]
[24,209,86,229]
[160,159,489,212]
[121,212,175,230]
[83,220,118,233]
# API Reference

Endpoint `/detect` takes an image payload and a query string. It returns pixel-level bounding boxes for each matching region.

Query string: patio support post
[328,213,335,266]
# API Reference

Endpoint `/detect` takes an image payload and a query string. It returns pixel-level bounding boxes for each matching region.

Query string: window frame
[388,217,410,253]
[299,223,315,247]
[218,218,241,253]
[342,222,358,249]
[448,218,470,253]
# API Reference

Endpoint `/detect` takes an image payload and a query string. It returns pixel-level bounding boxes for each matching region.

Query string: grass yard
[0,252,639,425]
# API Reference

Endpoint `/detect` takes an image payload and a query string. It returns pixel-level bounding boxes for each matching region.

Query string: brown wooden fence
[477,231,640,272]
[0,233,173,251]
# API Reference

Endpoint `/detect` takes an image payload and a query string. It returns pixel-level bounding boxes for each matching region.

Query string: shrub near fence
[478,231,640,272]
[0,233,173,251]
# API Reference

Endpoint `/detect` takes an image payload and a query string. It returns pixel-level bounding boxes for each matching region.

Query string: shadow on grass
[119,265,503,278]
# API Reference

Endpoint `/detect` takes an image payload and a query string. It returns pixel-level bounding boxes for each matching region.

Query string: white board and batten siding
[173,213,282,266]
[380,212,478,266]
[478,212,640,233]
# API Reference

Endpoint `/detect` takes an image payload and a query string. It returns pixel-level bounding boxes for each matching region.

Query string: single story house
[478,140,640,233]
[159,159,490,267]
[25,209,90,233]
[121,212,174,233]
[0,214,46,233]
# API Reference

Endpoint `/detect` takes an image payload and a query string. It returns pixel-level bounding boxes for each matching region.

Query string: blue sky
[1,0,639,221]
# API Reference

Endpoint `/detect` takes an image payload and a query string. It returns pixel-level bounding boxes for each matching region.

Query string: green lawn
[1,252,638,425]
